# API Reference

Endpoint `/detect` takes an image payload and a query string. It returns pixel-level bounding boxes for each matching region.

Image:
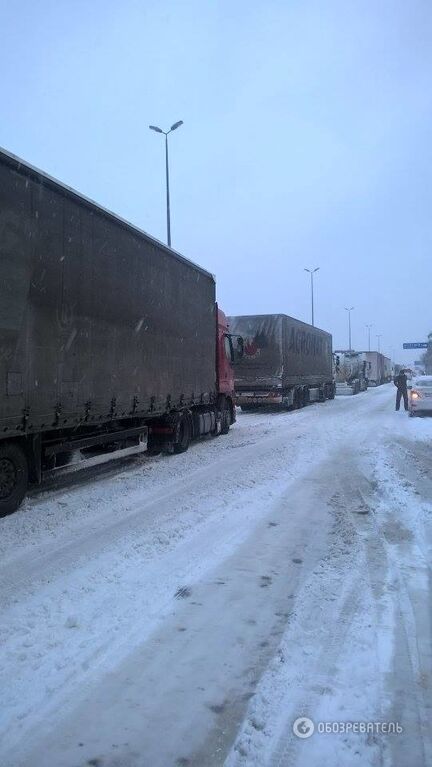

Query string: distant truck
[0,148,242,516]
[334,351,368,395]
[228,314,335,409]
[359,352,392,386]
[383,356,393,382]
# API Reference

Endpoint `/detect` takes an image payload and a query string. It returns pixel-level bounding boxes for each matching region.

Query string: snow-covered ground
[0,385,431,767]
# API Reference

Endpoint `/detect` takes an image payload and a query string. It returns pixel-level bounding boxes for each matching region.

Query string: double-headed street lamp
[345,306,354,351]
[304,267,319,326]
[149,120,183,248]
[366,324,373,352]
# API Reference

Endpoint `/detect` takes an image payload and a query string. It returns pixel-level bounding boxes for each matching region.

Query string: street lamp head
[170,120,184,132]
[149,125,163,133]
[313,267,320,273]
[345,306,354,312]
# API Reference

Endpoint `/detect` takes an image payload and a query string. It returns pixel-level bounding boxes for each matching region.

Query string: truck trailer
[0,148,241,516]
[383,355,393,383]
[359,352,391,386]
[333,351,368,395]
[228,314,335,409]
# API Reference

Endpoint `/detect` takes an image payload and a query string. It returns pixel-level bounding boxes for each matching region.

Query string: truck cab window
[224,334,233,363]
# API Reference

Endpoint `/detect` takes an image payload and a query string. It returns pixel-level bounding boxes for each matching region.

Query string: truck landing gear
[0,442,29,518]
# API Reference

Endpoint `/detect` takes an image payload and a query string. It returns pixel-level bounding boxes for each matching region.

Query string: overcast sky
[1,0,431,363]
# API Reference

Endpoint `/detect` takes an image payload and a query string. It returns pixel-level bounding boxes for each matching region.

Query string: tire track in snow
[365,443,432,767]
[0,386,396,766]
[225,455,384,767]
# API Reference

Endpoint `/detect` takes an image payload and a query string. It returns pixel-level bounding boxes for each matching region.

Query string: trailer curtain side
[228,314,333,390]
[0,151,216,436]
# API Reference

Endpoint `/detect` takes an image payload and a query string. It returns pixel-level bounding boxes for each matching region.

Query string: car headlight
[411,391,420,399]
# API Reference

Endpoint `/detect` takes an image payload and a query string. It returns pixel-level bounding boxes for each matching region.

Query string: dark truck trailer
[0,148,239,516]
[228,314,335,409]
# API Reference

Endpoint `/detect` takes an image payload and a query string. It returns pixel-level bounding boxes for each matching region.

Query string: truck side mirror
[236,336,244,360]
[224,334,244,364]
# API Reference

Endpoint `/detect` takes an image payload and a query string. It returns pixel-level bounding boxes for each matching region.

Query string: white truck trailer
[334,351,368,395]
[359,352,391,386]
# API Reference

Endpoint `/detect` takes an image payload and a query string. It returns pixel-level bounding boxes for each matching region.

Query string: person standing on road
[394,369,408,411]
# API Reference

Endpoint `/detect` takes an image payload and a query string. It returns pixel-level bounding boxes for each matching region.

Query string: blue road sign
[403,342,428,349]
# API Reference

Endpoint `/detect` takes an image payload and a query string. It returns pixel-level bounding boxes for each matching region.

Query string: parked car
[409,376,432,416]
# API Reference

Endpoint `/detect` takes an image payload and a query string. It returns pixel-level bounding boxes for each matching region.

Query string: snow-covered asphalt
[1,385,431,767]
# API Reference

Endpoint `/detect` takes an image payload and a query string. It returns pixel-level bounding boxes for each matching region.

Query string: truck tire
[220,400,232,435]
[173,413,192,454]
[0,442,29,517]
[216,396,231,435]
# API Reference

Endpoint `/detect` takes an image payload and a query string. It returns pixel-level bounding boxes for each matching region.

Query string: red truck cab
[216,306,243,429]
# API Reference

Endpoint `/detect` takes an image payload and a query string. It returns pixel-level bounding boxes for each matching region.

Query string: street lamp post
[149,120,183,247]
[304,267,319,326]
[376,334,382,353]
[345,306,354,351]
[366,324,373,352]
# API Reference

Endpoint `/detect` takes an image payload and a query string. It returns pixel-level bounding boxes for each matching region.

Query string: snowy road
[1,386,431,767]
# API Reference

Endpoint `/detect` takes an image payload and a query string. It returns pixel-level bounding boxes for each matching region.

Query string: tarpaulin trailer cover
[0,148,216,438]
[228,314,333,390]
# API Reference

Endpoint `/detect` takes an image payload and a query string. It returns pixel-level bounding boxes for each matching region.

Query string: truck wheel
[173,413,192,454]
[0,442,29,517]
[216,397,231,435]
[220,404,231,434]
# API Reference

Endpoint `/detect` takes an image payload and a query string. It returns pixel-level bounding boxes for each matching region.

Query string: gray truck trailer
[228,314,335,409]
[0,148,238,516]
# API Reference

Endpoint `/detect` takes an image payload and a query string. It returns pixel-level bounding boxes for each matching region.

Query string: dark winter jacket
[394,372,408,392]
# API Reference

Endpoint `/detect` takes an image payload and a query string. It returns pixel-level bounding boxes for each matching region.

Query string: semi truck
[333,351,368,395]
[0,148,241,516]
[383,356,393,383]
[228,314,335,409]
[359,352,391,386]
